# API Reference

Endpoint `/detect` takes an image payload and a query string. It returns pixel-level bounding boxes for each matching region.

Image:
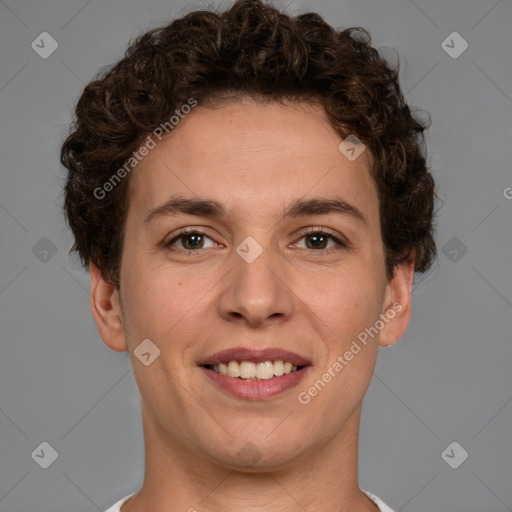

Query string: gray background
[0,0,511,510]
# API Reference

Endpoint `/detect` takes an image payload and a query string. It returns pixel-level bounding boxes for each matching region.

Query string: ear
[378,258,415,347]
[89,263,128,352]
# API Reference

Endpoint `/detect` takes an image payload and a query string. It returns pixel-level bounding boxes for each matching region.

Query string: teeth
[256,361,274,380]
[227,361,241,378]
[209,360,303,379]
[240,361,256,379]
[273,360,284,376]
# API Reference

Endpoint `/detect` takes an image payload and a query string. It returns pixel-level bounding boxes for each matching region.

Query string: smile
[205,360,303,380]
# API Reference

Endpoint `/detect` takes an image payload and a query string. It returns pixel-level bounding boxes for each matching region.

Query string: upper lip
[197,347,312,366]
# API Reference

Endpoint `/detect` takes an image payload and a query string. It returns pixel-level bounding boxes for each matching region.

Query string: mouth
[197,347,312,400]
[202,360,306,380]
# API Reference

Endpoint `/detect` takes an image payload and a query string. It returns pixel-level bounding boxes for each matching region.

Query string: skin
[90,98,414,512]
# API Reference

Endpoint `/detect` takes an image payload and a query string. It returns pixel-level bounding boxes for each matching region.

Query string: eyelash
[164,227,347,255]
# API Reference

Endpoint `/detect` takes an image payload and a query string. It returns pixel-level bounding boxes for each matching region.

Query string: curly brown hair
[61,0,436,288]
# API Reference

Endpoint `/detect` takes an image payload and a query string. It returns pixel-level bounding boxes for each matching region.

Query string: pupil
[307,234,327,249]
[184,234,203,249]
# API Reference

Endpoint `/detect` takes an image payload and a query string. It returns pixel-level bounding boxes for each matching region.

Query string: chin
[201,431,311,472]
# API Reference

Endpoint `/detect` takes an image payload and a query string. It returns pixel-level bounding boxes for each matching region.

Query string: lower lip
[200,366,310,400]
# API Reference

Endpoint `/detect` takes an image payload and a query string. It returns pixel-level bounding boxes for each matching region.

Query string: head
[61,0,436,470]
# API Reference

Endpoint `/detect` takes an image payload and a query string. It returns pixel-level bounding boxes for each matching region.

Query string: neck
[121,404,379,512]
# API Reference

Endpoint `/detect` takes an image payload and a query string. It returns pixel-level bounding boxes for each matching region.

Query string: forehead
[126,98,379,226]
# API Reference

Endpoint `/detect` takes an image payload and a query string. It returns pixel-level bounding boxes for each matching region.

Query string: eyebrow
[143,196,367,226]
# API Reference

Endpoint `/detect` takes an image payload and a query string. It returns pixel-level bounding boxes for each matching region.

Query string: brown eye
[166,230,216,251]
[179,233,204,250]
[294,229,346,251]
[304,233,330,249]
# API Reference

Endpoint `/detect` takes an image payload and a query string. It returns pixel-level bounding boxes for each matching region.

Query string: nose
[216,239,295,328]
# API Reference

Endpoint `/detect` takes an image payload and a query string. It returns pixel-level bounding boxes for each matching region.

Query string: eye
[165,229,218,251]
[164,227,347,254]
[292,228,347,252]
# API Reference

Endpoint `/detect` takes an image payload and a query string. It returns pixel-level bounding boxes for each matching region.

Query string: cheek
[122,278,188,341]
[119,264,200,419]
[309,270,383,343]
[120,256,171,341]
[120,253,218,362]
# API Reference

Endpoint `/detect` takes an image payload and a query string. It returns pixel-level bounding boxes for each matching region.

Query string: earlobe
[89,263,128,352]
[378,259,415,347]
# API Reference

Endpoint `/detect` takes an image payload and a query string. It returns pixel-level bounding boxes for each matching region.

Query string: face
[92,98,413,471]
